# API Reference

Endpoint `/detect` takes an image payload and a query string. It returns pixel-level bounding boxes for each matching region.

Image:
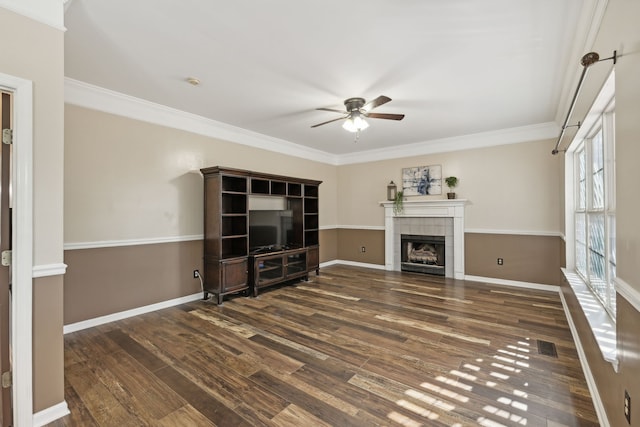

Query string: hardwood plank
[154,364,253,427]
[155,405,216,427]
[249,370,363,426]
[270,404,332,427]
[52,265,598,427]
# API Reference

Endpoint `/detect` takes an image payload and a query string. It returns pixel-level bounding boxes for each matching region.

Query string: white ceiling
[64,0,591,159]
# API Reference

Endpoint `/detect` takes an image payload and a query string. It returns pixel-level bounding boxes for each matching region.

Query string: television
[249,209,293,252]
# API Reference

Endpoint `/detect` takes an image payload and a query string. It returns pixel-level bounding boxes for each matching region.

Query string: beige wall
[0,7,65,413]
[65,105,338,244]
[337,139,564,232]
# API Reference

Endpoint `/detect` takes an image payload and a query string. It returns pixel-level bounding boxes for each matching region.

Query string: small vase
[447,192,456,199]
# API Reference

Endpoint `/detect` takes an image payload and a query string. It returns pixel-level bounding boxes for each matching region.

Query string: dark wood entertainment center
[201,166,321,304]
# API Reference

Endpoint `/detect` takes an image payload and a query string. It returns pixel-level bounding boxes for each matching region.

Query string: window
[572,98,616,318]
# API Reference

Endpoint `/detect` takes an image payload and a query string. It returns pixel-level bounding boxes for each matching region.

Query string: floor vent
[537,339,558,357]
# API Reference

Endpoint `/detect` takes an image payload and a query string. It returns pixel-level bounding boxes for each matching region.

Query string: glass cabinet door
[286,251,307,276]
[257,256,284,286]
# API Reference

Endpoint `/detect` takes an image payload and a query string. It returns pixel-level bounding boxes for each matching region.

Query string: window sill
[562,268,618,372]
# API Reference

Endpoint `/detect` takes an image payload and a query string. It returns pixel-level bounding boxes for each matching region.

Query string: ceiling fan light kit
[342,111,369,132]
[312,95,405,134]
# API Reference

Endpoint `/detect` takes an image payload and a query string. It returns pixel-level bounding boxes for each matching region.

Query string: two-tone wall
[335,140,565,285]
[64,102,565,328]
[0,6,65,416]
[64,105,339,325]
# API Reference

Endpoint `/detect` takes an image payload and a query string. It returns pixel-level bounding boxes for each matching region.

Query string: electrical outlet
[361,246,366,253]
[193,270,200,279]
[625,390,631,424]
[497,258,504,265]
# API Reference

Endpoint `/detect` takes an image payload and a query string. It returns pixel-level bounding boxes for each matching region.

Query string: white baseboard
[63,292,203,334]
[559,291,610,427]
[321,260,386,270]
[33,401,70,426]
[464,275,560,293]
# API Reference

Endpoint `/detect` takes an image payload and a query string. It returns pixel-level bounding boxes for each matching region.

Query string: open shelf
[222,175,247,193]
[304,185,319,198]
[288,182,302,197]
[251,178,270,194]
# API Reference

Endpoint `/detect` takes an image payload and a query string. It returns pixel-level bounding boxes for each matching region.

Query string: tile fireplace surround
[380,199,467,279]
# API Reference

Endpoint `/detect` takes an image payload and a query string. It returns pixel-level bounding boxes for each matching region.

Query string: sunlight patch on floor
[420,380,470,402]
[387,411,423,426]
[405,388,457,410]
[396,399,441,419]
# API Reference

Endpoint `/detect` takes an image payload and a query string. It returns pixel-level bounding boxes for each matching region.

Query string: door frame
[0,72,34,426]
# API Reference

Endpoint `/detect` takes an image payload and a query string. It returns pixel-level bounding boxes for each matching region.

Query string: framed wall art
[402,165,442,196]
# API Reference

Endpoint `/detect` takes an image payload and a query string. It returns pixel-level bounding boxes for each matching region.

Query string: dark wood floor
[50,265,599,426]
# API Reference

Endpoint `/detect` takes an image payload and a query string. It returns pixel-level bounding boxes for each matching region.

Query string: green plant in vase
[393,190,404,215]
[445,176,458,199]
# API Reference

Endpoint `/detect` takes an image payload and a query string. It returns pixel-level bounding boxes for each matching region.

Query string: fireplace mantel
[380,199,467,279]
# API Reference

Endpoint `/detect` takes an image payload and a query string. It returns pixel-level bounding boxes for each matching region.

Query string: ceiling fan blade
[363,95,391,111]
[316,107,347,114]
[311,116,347,128]
[366,112,405,121]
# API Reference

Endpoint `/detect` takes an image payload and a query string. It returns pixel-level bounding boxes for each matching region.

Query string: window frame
[572,105,616,318]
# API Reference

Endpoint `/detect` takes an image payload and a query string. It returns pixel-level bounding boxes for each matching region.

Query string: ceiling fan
[311,95,405,133]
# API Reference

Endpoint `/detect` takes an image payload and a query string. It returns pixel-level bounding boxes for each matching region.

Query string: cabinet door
[286,250,307,277]
[307,246,319,272]
[255,255,285,287]
[221,257,248,292]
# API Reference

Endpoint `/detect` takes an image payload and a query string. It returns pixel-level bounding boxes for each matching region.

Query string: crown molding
[335,122,559,165]
[64,78,339,165]
[0,0,66,31]
[65,78,559,167]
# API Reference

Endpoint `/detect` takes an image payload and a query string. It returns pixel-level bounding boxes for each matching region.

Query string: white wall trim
[332,225,385,231]
[320,260,386,270]
[33,401,70,427]
[558,290,610,427]
[64,234,204,251]
[464,275,560,293]
[63,292,203,334]
[326,226,564,236]
[64,78,339,165]
[0,71,34,427]
[336,122,560,165]
[464,228,564,237]
[615,277,640,313]
[0,0,66,31]
[32,263,67,278]
[65,78,561,167]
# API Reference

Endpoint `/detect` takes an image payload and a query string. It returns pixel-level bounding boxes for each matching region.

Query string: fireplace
[381,199,466,279]
[401,234,445,276]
